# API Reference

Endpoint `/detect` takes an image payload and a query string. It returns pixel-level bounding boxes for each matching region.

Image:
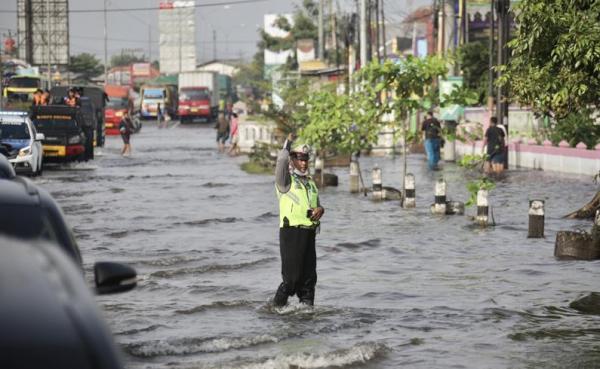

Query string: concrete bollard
[403,173,416,208]
[555,210,600,260]
[431,179,447,214]
[475,189,489,226]
[528,200,545,238]
[349,161,360,193]
[372,165,383,200]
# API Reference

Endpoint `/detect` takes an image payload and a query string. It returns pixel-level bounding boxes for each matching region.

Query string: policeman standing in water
[273,134,325,307]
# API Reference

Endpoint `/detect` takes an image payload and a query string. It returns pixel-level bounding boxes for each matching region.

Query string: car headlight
[68,135,81,144]
[115,111,124,117]
[18,146,31,157]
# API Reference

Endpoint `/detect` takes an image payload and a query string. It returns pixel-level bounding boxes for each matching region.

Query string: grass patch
[241,160,273,175]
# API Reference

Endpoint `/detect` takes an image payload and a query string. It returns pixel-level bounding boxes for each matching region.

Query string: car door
[28,119,42,171]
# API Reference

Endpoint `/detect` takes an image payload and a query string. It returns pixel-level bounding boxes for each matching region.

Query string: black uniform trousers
[273,226,317,306]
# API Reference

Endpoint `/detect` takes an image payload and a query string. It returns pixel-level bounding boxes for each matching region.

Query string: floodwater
[35,122,600,369]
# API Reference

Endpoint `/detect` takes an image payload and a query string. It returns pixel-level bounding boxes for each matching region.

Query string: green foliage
[465,177,496,207]
[243,142,277,174]
[457,153,488,170]
[263,77,312,135]
[68,53,104,81]
[110,54,146,68]
[298,85,381,155]
[547,110,600,149]
[455,41,489,105]
[498,0,600,118]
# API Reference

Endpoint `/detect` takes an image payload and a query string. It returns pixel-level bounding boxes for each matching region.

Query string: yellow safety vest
[277,174,319,228]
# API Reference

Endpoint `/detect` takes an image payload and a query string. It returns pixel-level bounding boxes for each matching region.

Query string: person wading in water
[273,134,325,307]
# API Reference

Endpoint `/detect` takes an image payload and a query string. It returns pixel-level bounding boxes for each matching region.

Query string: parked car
[0,237,128,369]
[0,111,44,176]
[0,172,137,297]
[30,105,93,162]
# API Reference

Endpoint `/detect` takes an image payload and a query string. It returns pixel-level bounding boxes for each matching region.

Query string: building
[196,60,240,77]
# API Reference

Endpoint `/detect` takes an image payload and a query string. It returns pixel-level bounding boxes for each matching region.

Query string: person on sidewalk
[119,111,135,156]
[273,135,325,307]
[483,116,506,174]
[216,113,229,153]
[227,112,240,156]
[421,111,442,170]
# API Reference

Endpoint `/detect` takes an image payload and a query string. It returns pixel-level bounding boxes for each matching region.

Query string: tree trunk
[564,191,600,219]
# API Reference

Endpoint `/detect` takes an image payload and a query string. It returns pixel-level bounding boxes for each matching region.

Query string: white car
[0,111,44,176]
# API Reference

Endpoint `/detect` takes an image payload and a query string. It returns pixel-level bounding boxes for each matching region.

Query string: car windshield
[33,115,78,130]
[107,98,129,109]
[8,77,40,88]
[0,204,58,244]
[180,89,209,100]
[143,89,165,99]
[0,121,30,140]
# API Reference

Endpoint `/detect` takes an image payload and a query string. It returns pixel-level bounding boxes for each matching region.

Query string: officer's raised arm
[275,134,293,193]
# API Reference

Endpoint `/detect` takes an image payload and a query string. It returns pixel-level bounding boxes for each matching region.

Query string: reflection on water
[35,123,600,368]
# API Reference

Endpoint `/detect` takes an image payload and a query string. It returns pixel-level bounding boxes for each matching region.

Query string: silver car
[0,111,44,176]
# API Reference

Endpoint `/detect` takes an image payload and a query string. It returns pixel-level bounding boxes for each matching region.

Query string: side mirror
[94,261,137,295]
[35,133,45,141]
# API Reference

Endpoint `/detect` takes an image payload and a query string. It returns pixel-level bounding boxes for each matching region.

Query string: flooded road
[35,122,600,369]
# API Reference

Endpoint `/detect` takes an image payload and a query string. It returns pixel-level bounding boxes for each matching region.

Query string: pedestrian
[216,113,229,153]
[482,116,506,174]
[273,134,325,307]
[421,111,442,170]
[157,103,165,129]
[119,111,134,156]
[227,112,240,156]
[32,89,44,107]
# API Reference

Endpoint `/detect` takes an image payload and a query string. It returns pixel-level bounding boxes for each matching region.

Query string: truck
[139,83,178,120]
[104,85,132,135]
[177,71,219,123]
[50,85,107,148]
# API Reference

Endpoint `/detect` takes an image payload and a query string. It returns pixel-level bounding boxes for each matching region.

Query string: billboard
[132,63,151,77]
[17,0,69,66]
[439,76,464,121]
[159,1,197,74]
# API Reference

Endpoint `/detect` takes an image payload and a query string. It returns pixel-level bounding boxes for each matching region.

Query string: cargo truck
[177,71,219,123]
[104,85,132,135]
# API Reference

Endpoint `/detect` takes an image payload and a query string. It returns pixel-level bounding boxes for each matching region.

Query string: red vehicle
[178,87,215,123]
[104,85,132,135]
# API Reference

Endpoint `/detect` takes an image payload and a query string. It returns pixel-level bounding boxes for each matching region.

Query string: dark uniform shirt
[422,118,441,139]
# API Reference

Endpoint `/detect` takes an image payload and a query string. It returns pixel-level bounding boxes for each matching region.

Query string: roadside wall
[238,120,276,153]
[455,139,600,176]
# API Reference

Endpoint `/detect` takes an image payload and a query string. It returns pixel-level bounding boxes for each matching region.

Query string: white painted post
[431,179,447,214]
[349,161,359,193]
[372,165,382,200]
[475,189,489,226]
[528,200,544,238]
[403,173,415,208]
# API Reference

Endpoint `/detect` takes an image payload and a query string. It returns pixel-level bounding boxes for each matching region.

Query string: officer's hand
[310,206,324,221]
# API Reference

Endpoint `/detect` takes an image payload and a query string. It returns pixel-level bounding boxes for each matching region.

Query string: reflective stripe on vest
[276,174,319,228]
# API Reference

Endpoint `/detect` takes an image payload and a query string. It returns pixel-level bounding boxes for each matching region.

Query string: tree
[110,54,146,68]
[68,53,104,81]
[498,0,600,118]
[456,41,489,105]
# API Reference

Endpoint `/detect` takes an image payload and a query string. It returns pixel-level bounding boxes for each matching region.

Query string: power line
[0,0,270,14]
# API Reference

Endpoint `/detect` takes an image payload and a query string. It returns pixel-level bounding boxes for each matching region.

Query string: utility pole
[487,0,495,118]
[380,0,386,59]
[437,0,445,55]
[329,0,338,66]
[318,0,324,60]
[148,25,151,62]
[496,0,509,128]
[46,0,51,89]
[213,30,217,60]
[359,0,367,68]
[104,0,108,86]
[375,0,380,62]
[178,8,182,73]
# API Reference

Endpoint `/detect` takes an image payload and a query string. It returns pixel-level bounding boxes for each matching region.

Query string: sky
[0,0,427,65]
